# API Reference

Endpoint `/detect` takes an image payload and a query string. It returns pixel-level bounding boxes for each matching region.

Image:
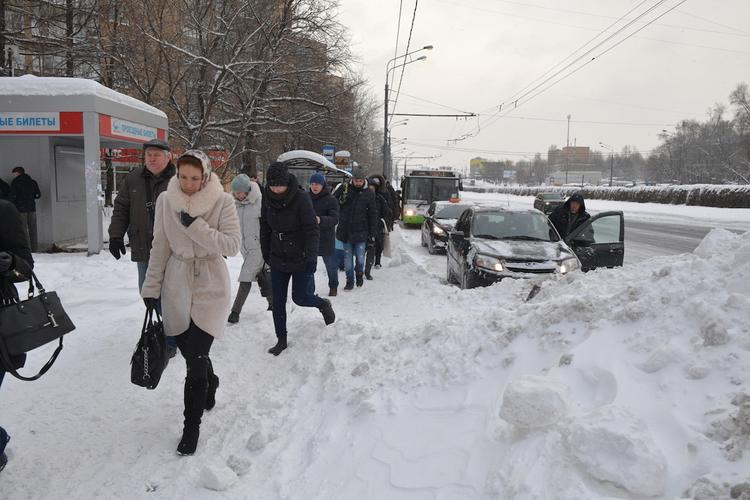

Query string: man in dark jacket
[308,172,340,297]
[107,139,177,355]
[0,199,34,473]
[9,167,41,251]
[364,176,391,280]
[549,192,591,239]
[335,167,377,290]
[260,162,335,356]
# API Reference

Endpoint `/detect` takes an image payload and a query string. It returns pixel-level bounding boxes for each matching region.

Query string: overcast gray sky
[338,0,750,172]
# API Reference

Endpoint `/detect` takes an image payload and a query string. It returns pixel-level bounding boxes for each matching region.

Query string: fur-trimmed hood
[236,179,262,206]
[165,172,225,217]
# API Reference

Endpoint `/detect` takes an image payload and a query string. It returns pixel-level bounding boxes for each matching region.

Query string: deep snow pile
[1,228,749,499]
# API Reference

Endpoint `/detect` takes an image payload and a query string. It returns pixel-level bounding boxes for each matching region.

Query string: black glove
[109,237,126,260]
[0,252,13,273]
[180,211,197,227]
[143,297,159,310]
[305,260,317,274]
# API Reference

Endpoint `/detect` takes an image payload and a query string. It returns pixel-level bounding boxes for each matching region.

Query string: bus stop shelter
[0,75,168,255]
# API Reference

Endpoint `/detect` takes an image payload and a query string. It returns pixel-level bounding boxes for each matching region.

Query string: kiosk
[0,75,168,255]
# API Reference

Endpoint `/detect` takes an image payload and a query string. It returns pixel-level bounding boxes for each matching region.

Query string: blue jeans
[137,262,176,350]
[335,239,345,270]
[306,254,340,295]
[344,242,366,281]
[271,267,325,336]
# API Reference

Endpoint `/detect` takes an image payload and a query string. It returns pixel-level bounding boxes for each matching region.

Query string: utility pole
[566,114,571,147]
[383,81,389,179]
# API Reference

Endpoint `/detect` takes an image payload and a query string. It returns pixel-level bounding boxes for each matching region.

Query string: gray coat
[236,181,264,281]
[108,164,176,262]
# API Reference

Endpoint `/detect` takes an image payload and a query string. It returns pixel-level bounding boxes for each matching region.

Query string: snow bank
[2,227,750,499]
[499,375,569,429]
[563,405,668,496]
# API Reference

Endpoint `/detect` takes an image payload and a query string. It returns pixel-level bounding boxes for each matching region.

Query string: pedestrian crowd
[0,141,400,463]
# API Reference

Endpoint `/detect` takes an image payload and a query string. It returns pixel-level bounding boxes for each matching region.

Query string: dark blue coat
[10,174,41,213]
[335,181,377,244]
[260,175,320,273]
[310,187,339,256]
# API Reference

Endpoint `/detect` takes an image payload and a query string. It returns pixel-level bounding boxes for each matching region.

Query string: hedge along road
[445,191,750,266]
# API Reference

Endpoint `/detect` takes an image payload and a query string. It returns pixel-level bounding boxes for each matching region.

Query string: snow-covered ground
[2,213,750,499]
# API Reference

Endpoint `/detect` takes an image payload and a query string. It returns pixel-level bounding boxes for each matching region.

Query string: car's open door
[565,211,624,271]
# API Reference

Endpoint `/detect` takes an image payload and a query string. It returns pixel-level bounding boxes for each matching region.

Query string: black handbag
[130,307,168,390]
[0,271,75,381]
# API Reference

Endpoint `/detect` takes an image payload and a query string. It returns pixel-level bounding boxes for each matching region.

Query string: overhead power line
[453,0,688,143]
[390,0,405,91]
[389,0,419,128]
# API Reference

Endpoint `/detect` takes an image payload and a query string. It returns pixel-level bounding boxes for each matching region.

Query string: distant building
[548,146,591,168]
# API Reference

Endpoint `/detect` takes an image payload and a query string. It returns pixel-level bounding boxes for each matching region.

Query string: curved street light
[384,45,433,179]
[599,141,614,187]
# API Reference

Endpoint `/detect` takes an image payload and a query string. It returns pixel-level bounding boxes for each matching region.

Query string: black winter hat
[568,192,584,204]
[368,176,381,186]
[143,139,170,152]
[267,162,290,186]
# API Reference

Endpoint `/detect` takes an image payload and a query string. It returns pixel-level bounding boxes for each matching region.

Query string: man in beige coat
[141,149,240,456]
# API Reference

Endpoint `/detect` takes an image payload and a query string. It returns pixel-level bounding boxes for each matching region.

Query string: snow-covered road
[2,201,750,499]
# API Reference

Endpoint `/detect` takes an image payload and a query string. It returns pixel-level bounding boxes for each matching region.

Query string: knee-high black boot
[177,357,209,456]
[205,357,219,411]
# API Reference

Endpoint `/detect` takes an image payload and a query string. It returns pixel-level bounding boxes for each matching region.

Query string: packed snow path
[2,223,750,498]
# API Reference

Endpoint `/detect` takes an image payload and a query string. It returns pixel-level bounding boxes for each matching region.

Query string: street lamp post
[384,45,432,180]
[599,142,614,187]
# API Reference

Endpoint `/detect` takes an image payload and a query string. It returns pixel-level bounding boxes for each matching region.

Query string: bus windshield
[405,177,459,203]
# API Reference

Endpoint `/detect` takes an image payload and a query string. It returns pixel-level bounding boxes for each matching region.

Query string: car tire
[461,265,477,290]
[446,256,457,285]
[427,236,437,255]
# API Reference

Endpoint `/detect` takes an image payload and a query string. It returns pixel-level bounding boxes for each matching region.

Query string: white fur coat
[141,173,241,338]
[236,180,264,282]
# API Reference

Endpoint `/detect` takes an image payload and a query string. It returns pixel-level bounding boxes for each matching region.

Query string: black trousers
[174,321,214,380]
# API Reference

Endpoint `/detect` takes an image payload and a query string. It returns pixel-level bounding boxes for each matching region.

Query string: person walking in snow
[0,199,34,473]
[8,167,41,252]
[108,139,178,358]
[259,162,336,356]
[549,192,591,239]
[308,172,340,296]
[364,175,392,280]
[140,150,241,456]
[228,173,272,323]
[335,167,377,290]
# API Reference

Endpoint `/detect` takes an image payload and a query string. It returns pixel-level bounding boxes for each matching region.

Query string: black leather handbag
[0,271,75,381]
[130,307,167,390]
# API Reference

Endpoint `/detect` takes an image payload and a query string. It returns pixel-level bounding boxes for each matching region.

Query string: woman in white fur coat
[227,174,272,323]
[141,149,241,456]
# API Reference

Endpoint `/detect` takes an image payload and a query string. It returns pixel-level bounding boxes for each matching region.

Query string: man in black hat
[549,192,591,239]
[108,138,177,356]
[335,166,377,290]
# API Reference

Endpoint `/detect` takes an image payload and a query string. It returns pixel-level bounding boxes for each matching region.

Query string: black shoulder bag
[0,271,76,381]
[130,307,167,390]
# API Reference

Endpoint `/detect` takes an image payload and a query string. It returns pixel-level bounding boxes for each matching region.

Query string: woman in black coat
[260,163,336,356]
[0,199,34,472]
[308,172,340,296]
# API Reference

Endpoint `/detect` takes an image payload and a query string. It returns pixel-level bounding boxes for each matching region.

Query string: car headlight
[405,209,415,216]
[559,257,580,275]
[545,202,550,205]
[433,225,445,235]
[475,254,504,272]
